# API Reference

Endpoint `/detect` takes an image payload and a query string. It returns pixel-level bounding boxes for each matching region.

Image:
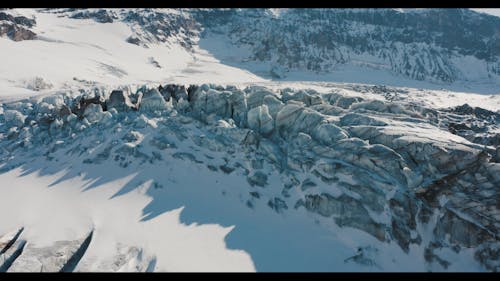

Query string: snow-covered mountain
[0,8,499,272]
[1,8,499,94]
[195,8,500,84]
[1,82,499,272]
[39,8,500,85]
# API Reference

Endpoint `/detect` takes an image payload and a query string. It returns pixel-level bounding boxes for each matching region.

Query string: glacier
[0,83,498,271]
[0,7,499,272]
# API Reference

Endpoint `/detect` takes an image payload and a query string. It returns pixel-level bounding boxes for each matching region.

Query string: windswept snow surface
[0,167,254,272]
[1,8,499,101]
[0,9,265,99]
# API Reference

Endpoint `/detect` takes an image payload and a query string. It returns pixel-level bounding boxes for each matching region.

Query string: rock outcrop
[0,11,36,41]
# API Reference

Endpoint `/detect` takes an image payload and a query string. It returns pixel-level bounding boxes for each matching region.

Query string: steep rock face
[56,8,201,48]
[70,9,117,23]
[0,84,498,271]
[122,9,200,49]
[0,12,36,28]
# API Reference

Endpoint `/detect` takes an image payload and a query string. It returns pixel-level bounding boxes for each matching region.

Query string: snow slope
[0,166,254,272]
[0,9,265,99]
[195,8,500,91]
[1,8,499,101]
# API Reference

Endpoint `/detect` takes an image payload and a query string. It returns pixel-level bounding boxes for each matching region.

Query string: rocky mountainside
[194,8,500,83]
[0,10,36,41]
[5,9,497,85]
[0,83,498,271]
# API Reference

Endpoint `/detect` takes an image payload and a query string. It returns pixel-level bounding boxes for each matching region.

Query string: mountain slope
[0,83,498,271]
[195,8,499,87]
[0,8,264,99]
[0,8,499,272]
[0,8,499,97]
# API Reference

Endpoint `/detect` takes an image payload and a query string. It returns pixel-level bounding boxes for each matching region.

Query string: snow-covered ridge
[50,8,499,85]
[0,10,36,41]
[0,83,498,271]
[0,8,266,99]
[194,8,500,85]
[2,8,498,96]
[1,8,499,272]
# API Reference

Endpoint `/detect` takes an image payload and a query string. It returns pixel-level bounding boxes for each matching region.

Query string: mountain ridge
[3,8,498,86]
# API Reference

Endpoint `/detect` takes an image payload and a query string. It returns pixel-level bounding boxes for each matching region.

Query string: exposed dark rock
[70,9,115,23]
[448,104,500,120]
[71,95,105,118]
[0,23,36,41]
[0,12,35,27]
[126,36,141,45]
